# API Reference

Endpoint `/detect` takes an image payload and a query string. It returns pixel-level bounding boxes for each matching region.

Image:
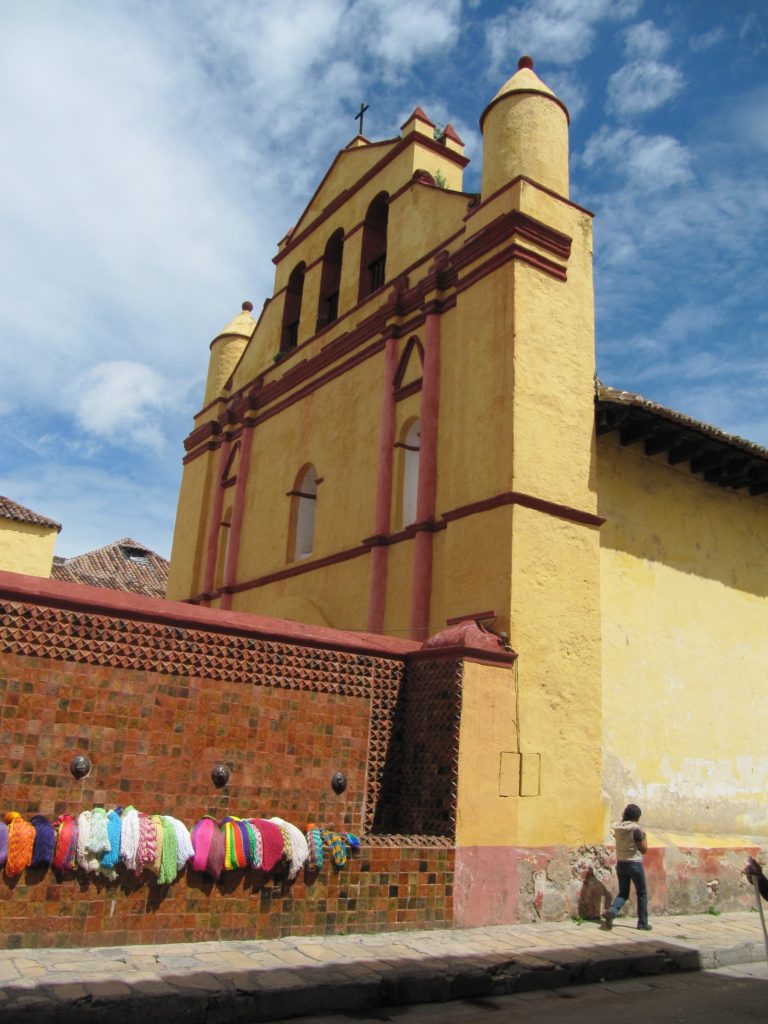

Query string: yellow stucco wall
[0,519,58,578]
[599,435,768,837]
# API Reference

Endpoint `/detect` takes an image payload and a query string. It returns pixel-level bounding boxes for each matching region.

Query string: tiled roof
[51,537,169,597]
[596,384,768,496]
[0,496,61,531]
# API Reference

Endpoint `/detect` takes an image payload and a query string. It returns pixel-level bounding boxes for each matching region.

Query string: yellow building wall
[0,520,58,578]
[599,435,768,837]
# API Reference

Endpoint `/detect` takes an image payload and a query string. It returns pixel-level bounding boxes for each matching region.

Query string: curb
[1,935,751,1024]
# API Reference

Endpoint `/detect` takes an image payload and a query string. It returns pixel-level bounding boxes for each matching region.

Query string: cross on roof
[354,101,369,136]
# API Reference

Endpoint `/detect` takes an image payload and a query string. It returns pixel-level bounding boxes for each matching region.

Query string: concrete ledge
[0,913,763,1024]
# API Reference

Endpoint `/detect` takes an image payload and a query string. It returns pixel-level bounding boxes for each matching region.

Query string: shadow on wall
[596,435,768,600]
[577,866,612,919]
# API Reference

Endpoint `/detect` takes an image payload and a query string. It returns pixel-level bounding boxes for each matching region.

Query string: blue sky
[1,0,766,559]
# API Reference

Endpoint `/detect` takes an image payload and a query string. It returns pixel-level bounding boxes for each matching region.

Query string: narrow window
[281,263,305,352]
[401,420,421,526]
[289,465,318,560]
[317,229,344,331]
[358,193,389,302]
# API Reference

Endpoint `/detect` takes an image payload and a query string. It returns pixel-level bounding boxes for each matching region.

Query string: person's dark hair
[622,803,642,822]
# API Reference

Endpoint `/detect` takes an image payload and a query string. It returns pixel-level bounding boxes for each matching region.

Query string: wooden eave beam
[644,431,681,457]
[667,439,708,465]
[619,417,655,447]
[690,448,732,474]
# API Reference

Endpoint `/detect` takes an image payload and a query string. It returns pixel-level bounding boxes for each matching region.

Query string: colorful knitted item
[343,832,361,849]
[30,815,57,869]
[120,807,140,872]
[271,817,309,880]
[157,817,178,885]
[248,819,285,872]
[88,807,111,856]
[135,813,158,875]
[221,817,251,870]
[52,815,78,873]
[99,810,123,879]
[5,813,35,876]
[246,820,263,868]
[323,830,347,868]
[169,816,194,871]
[76,811,101,873]
[0,820,9,869]
[190,817,225,880]
[274,822,293,867]
[305,824,324,872]
[148,815,164,875]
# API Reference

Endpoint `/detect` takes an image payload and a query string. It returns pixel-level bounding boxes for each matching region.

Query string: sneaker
[600,912,614,930]
[637,923,652,931]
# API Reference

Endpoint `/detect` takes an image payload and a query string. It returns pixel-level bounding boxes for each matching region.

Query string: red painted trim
[0,569,418,658]
[410,311,441,640]
[467,174,594,220]
[442,490,606,528]
[367,336,399,632]
[480,87,570,130]
[446,610,497,625]
[202,438,232,595]
[401,106,435,131]
[274,133,469,266]
[394,380,423,402]
[229,542,370,593]
[221,422,255,606]
[408,647,515,667]
[457,240,567,290]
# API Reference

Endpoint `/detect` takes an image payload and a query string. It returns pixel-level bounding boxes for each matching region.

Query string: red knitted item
[248,818,285,872]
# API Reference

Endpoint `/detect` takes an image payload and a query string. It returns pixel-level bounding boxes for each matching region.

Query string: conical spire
[480,56,570,200]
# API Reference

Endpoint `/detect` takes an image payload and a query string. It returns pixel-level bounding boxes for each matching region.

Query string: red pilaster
[409,311,441,639]
[220,423,255,610]
[202,437,232,600]
[367,336,398,632]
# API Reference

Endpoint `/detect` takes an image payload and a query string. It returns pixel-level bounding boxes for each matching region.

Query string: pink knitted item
[190,817,225,880]
[248,818,285,872]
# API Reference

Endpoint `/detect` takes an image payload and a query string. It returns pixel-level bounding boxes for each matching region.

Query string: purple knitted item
[30,815,57,868]
[0,821,8,868]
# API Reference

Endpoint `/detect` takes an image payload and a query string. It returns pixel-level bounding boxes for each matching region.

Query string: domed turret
[202,301,256,407]
[480,56,570,200]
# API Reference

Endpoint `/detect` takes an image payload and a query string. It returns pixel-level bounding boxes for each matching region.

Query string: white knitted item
[169,816,194,870]
[271,817,309,880]
[76,811,100,873]
[87,807,111,856]
[120,808,140,872]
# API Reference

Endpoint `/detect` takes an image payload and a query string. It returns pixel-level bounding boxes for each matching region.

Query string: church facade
[167,58,768,915]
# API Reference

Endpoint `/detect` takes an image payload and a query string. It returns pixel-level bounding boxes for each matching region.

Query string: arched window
[317,229,344,330]
[401,420,421,527]
[289,465,318,560]
[358,192,388,302]
[281,263,305,352]
[214,505,232,589]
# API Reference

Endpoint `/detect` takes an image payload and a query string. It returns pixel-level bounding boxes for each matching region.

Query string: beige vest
[613,820,644,862]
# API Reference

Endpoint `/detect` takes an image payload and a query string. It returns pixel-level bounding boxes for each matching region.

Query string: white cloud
[580,126,693,191]
[607,58,685,116]
[689,27,726,52]
[72,362,171,450]
[545,69,589,119]
[623,19,671,59]
[485,0,640,70]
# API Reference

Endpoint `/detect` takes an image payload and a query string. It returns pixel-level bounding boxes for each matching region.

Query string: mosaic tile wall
[0,595,458,946]
[0,844,455,949]
[373,659,463,836]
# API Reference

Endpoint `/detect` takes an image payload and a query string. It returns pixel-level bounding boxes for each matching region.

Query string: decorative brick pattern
[0,595,458,947]
[373,659,462,836]
[0,845,454,949]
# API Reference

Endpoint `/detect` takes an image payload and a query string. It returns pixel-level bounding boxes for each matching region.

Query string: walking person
[601,803,652,931]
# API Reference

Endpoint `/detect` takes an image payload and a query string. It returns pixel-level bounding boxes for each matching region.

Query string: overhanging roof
[596,384,768,497]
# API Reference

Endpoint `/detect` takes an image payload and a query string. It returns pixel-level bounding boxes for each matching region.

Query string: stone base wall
[0,842,454,950]
[454,839,766,926]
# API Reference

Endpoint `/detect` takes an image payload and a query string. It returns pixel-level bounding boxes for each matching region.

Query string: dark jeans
[608,861,648,927]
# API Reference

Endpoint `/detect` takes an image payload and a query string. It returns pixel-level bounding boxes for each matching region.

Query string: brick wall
[0,573,458,948]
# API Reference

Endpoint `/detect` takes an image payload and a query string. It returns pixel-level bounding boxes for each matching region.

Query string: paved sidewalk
[0,912,766,1023]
